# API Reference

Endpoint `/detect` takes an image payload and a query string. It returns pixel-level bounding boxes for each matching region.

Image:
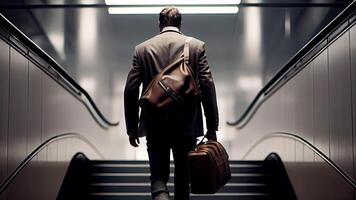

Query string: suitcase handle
[191,135,207,151]
[195,134,214,148]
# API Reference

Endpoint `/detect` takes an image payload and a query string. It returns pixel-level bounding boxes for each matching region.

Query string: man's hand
[129,136,140,147]
[206,130,217,141]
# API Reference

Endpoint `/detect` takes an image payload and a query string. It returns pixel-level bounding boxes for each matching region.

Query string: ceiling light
[105,0,241,5]
[108,6,239,14]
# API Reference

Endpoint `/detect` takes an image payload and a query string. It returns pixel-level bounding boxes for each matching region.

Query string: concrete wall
[231,23,356,199]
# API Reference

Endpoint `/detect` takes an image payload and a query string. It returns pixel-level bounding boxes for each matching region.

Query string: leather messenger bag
[138,37,200,114]
[188,137,231,194]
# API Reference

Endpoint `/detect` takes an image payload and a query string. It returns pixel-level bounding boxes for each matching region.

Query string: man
[124,7,219,200]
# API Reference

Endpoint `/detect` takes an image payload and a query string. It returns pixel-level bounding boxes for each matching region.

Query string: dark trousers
[146,132,196,200]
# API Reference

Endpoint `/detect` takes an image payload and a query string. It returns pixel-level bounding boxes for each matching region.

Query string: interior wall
[0,36,124,199]
[232,22,356,199]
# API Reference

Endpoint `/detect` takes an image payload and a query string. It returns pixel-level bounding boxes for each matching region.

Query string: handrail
[0,132,104,193]
[0,13,119,128]
[242,132,356,189]
[227,0,356,127]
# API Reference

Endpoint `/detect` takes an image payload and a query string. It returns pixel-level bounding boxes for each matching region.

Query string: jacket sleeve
[197,43,219,131]
[124,47,142,137]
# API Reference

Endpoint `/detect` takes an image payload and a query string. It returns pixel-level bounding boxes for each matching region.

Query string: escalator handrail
[0,132,104,194]
[242,132,356,189]
[0,13,119,127]
[227,0,356,127]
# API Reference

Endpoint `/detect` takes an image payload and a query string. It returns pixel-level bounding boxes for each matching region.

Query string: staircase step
[229,160,265,165]
[89,164,152,173]
[90,160,265,165]
[88,192,271,200]
[231,165,266,173]
[89,173,268,184]
[86,160,272,199]
[89,163,265,174]
[90,160,150,165]
[88,183,269,193]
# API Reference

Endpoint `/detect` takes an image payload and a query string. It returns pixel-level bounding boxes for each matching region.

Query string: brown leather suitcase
[188,140,231,194]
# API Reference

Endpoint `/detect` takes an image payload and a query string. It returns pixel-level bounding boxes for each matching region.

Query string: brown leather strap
[183,36,199,95]
[184,37,192,62]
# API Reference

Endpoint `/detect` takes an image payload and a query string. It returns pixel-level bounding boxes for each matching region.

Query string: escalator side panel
[350,23,356,182]
[293,66,314,162]
[7,48,28,174]
[42,72,59,142]
[0,39,9,185]
[27,62,42,159]
[328,30,353,176]
[312,50,330,161]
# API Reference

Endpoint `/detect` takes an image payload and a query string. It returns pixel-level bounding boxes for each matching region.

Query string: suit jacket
[124,26,219,138]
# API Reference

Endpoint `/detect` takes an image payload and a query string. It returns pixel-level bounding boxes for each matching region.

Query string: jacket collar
[160,26,182,34]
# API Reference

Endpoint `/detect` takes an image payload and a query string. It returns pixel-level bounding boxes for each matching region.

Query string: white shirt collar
[160,26,181,34]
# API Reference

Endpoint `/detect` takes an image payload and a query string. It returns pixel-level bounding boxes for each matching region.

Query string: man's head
[159,7,182,31]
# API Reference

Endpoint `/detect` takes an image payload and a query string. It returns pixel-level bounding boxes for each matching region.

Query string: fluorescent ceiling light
[108,6,239,14]
[105,0,241,5]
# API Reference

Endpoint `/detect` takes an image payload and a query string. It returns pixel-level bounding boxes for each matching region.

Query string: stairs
[86,160,273,200]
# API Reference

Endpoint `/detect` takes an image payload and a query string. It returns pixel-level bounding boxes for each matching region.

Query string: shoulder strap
[184,37,192,62]
[183,37,199,86]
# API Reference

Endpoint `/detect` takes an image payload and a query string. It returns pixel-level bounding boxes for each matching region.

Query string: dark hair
[159,7,182,29]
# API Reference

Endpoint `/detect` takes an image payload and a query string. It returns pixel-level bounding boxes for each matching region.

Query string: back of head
[159,7,182,30]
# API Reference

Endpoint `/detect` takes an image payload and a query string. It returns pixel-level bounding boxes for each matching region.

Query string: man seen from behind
[124,7,219,200]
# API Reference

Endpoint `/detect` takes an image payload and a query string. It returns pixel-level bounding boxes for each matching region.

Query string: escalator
[57,153,295,200]
[88,160,271,200]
